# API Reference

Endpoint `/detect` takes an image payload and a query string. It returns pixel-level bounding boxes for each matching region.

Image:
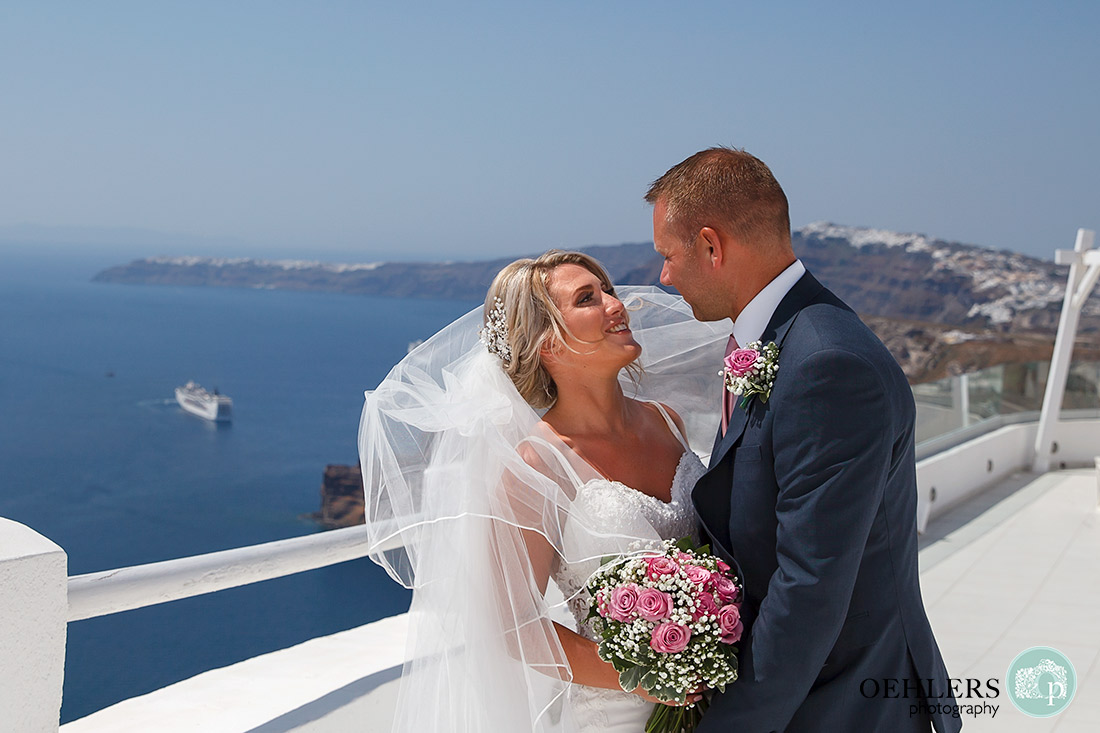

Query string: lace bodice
[550,449,705,642]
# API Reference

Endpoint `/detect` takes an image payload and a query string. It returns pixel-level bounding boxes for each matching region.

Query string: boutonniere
[721,340,780,410]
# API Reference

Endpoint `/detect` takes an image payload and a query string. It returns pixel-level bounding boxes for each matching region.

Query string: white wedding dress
[550,403,706,733]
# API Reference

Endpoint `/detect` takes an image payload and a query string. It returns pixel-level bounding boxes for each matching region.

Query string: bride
[359,250,728,732]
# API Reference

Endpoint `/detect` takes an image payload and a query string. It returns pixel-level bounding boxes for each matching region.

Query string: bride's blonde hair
[484,250,633,409]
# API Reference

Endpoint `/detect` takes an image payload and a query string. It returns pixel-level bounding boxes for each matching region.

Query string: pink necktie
[721,334,738,435]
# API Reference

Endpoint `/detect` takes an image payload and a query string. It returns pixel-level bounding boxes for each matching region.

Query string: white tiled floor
[919,469,1100,731]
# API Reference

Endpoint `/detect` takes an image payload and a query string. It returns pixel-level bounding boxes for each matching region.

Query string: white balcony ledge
[60,614,408,733]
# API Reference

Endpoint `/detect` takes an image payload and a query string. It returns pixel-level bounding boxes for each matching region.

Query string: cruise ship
[2,229,1098,732]
[174,381,233,422]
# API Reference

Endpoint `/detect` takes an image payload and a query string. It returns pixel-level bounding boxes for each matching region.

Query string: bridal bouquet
[586,538,743,732]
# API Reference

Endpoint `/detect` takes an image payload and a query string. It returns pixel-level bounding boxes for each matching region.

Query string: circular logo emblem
[1006,646,1076,717]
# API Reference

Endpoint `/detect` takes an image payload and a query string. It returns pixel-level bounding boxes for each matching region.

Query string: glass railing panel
[913,358,1098,450]
[992,362,1047,415]
[913,377,966,444]
[1063,361,1100,410]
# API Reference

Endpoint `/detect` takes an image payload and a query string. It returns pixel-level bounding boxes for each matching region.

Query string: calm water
[0,249,474,722]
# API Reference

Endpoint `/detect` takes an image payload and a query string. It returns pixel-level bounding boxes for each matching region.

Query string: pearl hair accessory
[479,296,512,363]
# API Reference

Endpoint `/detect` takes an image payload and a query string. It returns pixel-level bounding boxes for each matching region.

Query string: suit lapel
[705,271,824,469]
[709,400,750,469]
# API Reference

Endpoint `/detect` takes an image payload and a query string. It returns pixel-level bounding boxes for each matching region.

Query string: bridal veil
[358,287,727,732]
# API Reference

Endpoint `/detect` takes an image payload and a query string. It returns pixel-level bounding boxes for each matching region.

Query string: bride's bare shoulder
[632,398,688,439]
[515,420,572,473]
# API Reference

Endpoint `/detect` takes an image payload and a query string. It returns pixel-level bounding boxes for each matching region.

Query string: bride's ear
[541,330,572,367]
[539,339,558,365]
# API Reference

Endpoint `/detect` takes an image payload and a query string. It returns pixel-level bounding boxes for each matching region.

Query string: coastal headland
[95,222,1100,385]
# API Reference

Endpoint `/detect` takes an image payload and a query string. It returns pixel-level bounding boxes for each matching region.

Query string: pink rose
[636,588,674,622]
[717,604,743,644]
[650,622,692,654]
[675,551,694,564]
[715,559,731,574]
[710,572,740,603]
[645,556,680,581]
[684,565,711,586]
[724,348,759,377]
[607,585,640,622]
[692,591,719,621]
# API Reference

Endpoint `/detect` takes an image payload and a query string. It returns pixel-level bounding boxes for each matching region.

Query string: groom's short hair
[645,147,791,250]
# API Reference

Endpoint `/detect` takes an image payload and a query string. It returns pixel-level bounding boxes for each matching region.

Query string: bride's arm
[506,440,701,706]
[501,442,667,702]
[518,523,671,704]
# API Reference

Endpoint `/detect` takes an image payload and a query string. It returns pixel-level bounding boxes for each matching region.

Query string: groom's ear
[698,226,724,269]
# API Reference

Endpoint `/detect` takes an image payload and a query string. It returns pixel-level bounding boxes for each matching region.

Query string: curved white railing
[66,524,398,622]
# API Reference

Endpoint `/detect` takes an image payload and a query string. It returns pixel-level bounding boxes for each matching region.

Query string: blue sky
[1,1,1097,261]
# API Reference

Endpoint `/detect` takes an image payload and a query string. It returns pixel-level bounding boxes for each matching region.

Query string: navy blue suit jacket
[693,272,961,733]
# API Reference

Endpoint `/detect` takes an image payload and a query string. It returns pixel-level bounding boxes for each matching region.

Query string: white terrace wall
[915,419,1100,531]
[0,518,67,732]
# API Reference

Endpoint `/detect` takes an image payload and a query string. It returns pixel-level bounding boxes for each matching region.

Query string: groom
[646,148,961,732]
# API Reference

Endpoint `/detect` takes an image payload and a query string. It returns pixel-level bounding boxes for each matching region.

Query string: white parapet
[916,418,1100,532]
[61,613,408,733]
[0,517,67,732]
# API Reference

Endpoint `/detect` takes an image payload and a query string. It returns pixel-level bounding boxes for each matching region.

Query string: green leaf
[609,653,632,674]
[655,685,680,703]
[619,665,644,693]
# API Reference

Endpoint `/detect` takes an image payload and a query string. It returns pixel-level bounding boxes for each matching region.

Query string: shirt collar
[732,259,806,347]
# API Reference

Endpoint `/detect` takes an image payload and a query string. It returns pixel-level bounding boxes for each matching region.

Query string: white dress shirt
[731,260,806,347]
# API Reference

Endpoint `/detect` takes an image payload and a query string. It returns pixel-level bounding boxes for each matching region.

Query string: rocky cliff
[311,463,365,529]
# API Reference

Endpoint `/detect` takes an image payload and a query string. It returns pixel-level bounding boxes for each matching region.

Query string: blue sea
[0,248,475,723]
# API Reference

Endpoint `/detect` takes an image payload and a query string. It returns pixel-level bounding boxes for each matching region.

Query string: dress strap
[645,400,691,452]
